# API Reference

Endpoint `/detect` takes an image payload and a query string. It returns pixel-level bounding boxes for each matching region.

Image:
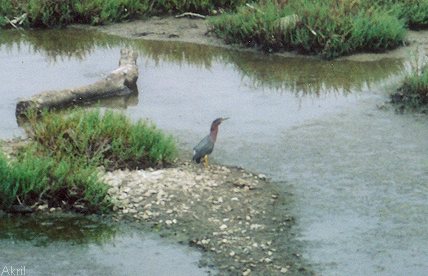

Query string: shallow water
[1,29,427,275]
[0,215,212,275]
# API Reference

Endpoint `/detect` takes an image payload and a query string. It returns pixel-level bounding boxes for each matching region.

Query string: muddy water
[1,29,427,275]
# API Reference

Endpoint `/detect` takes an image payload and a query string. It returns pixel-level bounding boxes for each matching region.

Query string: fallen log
[16,48,138,117]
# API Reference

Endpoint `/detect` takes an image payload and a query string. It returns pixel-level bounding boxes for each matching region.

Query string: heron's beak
[221,117,230,122]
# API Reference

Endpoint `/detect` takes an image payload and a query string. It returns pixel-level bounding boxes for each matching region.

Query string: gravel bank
[101,161,312,275]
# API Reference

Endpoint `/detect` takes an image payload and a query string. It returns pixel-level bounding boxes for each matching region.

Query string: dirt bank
[82,16,223,47]
[78,16,428,61]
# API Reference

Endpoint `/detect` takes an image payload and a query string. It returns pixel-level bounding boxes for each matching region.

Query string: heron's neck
[210,127,219,142]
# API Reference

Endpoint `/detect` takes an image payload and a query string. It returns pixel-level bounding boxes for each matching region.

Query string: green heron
[193,117,229,167]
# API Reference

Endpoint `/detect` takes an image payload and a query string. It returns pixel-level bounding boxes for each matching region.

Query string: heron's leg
[203,155,209,168]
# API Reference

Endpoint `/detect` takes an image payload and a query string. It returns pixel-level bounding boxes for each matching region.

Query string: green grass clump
[27,108,177,170]
[373,0,428,29]
[0,108,176,212]
[210,0,406,59]
[26,0,74,27]
[0,0,146,27]
[0,147,108,212]
[72,0,148,25]
[209,1,292,52]
[401,0,428,28]
[0,0,245,27]
[150,0,246,14]
[392,65,428,109]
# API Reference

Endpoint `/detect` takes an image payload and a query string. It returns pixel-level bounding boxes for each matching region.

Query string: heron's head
[211,117,229,131]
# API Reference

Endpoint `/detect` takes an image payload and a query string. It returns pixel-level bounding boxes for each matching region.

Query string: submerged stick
[16,48,138,117]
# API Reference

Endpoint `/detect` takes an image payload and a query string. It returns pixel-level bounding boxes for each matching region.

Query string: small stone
[122,209,129,214]
[242,268,251,276]
[264,258,272,263]
[280,267,288,273]
[165,220,172,226]
[229,251,236,257]
[201,239,210,245]
[234,179,249,187]
[220,224,228,230]
[38,204,48,211]
[49,207,56,212]
[250,224,264,230]
[143,190,157,197]
[142,214,149,220]
[258,174,266,180]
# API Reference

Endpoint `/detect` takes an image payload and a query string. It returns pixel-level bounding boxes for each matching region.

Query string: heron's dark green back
[192,135,214,163]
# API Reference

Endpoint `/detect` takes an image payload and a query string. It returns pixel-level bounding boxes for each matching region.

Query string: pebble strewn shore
[101,161,311,275]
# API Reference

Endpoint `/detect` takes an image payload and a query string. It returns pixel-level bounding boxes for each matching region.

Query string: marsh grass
[72,0,148,25]
[210,0,406,58]
[392,65,428,110]
[401,0,428,28]
[0,108,176,212]
[373,0,428,29]
[27,108,177,170]
[150,0,246,14]
[0,148,109,212]
[0,0,146,27]
[0,0,245,27]
[209,1,292,52]
[391,49,428,110]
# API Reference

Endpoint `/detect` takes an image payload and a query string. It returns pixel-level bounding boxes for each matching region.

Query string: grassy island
[0,108,176,213]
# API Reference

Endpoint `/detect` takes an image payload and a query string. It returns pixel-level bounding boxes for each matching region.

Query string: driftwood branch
[16,48,138,117]
[6,18,19,29]
[6,13,27,29]
[175,12,206,19]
